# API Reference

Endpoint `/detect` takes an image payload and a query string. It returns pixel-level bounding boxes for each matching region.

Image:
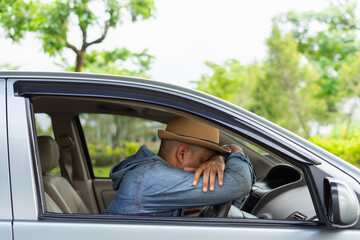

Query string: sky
[1,0,330,88]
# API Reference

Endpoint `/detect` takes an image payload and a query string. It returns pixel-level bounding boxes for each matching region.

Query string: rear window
[79,113,163,178]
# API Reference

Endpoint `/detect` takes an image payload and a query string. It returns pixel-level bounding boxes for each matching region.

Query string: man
[104,116,255,216]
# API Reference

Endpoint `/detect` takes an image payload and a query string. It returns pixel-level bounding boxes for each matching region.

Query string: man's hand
[191,155,225,192]
[226,144,244,154]
[189,144,244,192]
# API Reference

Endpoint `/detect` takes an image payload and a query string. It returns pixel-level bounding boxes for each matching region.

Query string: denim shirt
[104,145,256,216]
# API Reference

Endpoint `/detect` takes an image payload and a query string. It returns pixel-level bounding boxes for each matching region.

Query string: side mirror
[324,178,360,228]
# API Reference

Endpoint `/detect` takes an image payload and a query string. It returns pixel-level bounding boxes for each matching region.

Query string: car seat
[38,135,90,214]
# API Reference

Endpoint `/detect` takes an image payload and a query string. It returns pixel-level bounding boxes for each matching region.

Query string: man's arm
[139,145,255,211]
[192,154,226,192]
[192,144,245,192]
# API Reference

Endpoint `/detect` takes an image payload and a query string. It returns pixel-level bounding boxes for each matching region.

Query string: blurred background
[2,0,360,167]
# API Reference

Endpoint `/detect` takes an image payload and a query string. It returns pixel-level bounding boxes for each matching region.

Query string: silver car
[1,71,359,240]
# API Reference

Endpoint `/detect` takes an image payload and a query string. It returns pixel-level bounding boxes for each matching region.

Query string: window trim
[39,212,322,228]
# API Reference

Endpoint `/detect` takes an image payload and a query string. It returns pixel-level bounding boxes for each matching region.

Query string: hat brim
[158,130,231,154]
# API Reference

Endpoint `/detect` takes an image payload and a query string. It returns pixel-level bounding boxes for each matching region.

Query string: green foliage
[264,25,328,137]
[195,60,263,108]
[75,48,154,77]
[88,141,157,178]
[91,141,147,178]
[49,166,62,176]
[337,54,360,138]
[196,60,268,114]
[195,25,327,138]
[196,1,360,142]
[34,0,71,56]
[126,0,156,22]
[0,0,36,41]
[80,114,160,149]
[338,53,360,98]
[92,165,113,178]
[0,0,156,71]
[278,0,360,112]
[309,128,360,167]
[88,141,140,167]
[89,141,156,178]
[0,63,19,70]
[80,113,162,177]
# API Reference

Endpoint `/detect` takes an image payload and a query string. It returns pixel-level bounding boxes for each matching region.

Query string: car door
[7,74,360,240]
[0,79,12,240]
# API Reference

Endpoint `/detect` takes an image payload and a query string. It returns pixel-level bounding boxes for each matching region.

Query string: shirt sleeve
[138,152,256,212]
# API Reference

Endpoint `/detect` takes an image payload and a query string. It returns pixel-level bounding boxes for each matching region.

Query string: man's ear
[176,144,189,164]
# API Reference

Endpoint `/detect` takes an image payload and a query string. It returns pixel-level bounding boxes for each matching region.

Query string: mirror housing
[324,178,360,228]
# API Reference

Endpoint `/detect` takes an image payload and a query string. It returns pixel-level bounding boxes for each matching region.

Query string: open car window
[32,95,318,224]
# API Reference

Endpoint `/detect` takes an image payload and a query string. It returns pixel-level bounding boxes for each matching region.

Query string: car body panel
[7,79,39,220]
[11,218,360,240]
[0,79,12,239]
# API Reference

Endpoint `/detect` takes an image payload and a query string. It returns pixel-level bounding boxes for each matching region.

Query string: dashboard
[241,165,317,220]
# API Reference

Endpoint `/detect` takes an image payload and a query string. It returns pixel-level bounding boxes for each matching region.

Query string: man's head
[157,116,230,170]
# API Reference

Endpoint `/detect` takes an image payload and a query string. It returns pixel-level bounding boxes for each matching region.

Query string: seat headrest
[38,136,60,174]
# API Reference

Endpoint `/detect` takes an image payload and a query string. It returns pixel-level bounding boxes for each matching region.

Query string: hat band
[170,132,220,146]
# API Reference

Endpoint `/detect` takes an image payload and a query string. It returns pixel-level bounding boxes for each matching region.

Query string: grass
[49,165,114,178]
[93,165,114,178]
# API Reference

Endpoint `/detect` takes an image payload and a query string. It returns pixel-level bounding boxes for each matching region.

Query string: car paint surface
[0,78,12,240]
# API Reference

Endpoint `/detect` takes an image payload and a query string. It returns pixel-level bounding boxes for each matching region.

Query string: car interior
[32,95,317,221]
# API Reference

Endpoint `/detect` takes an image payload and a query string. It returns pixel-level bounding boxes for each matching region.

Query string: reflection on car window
[35,113,60,176]
[79,113,164,178]
[222,131,285,165]
[35,113,54,138]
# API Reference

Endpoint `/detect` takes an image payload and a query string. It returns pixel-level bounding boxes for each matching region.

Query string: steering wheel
[199,201,233,218]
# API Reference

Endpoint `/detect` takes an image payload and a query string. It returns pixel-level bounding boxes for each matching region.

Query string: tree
[195,60,265,113]
[195,25,328,138]
[74,48,154,77]
[264,25,327,138]
[278,0,360,113]
[0,0,156,72]
[338,54,360,137]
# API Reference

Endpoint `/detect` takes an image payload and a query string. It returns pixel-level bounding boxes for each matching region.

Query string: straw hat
[158,116,231,153]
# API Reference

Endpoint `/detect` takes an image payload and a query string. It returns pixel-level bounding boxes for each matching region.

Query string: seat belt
[58,135,75,185]
[58,135,88,207]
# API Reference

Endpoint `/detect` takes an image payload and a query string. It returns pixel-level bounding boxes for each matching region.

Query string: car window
[32,95,318,223]
[79,113,164,178]
[223,131,286,165]
[78,112,317,221]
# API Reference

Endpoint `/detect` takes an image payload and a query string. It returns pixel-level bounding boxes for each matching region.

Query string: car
[1,71,360,240]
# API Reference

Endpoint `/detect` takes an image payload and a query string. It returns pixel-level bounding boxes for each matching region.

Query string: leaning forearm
[139,155,255,210]
[224,152,255,187]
